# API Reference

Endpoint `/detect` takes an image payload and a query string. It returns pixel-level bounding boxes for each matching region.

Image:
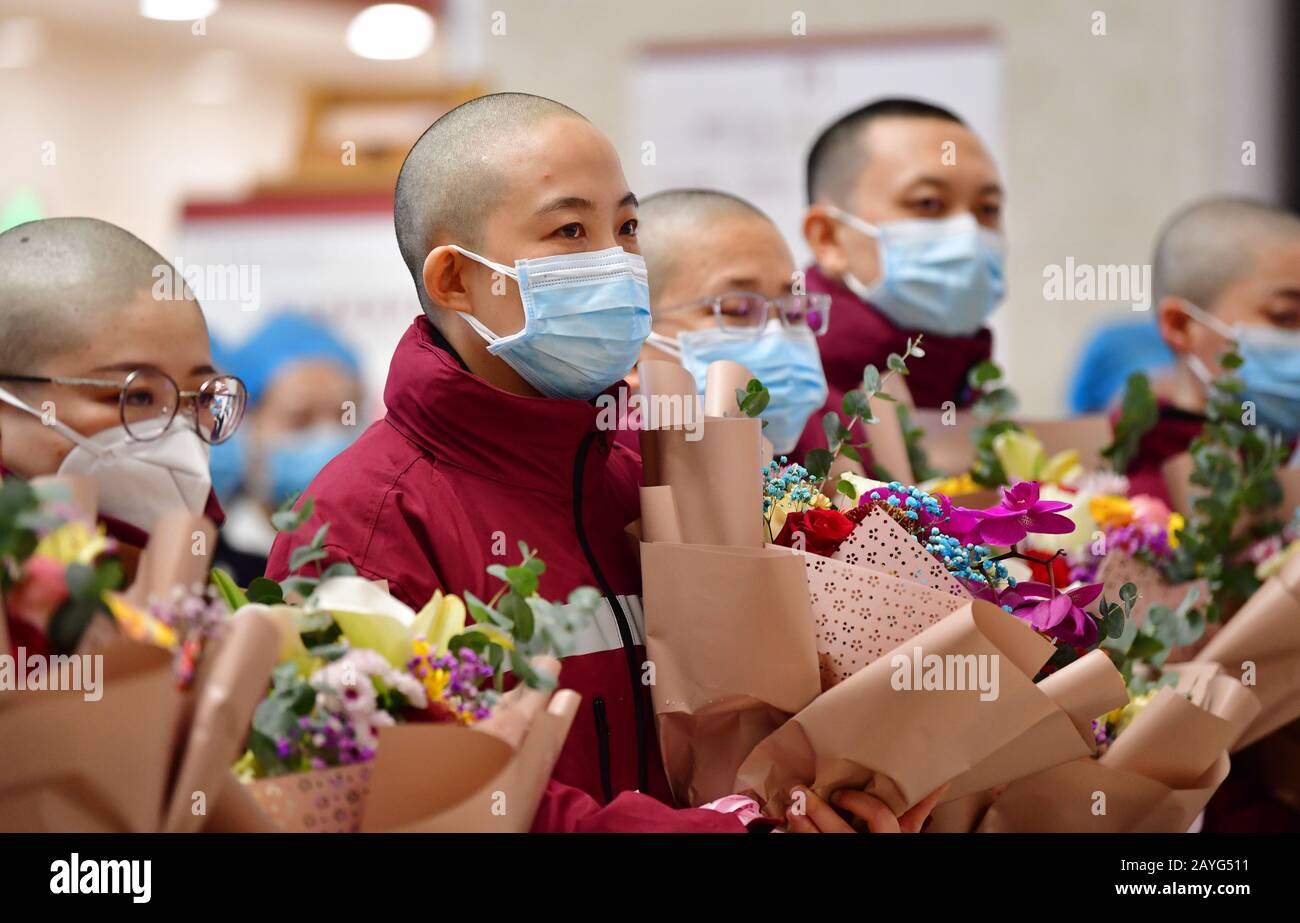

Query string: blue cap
[227,311,362,404]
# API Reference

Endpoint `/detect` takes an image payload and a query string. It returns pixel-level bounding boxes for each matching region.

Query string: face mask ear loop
[825,205,882,239]
[443,244,520,345]
[0,384,107,457]
[1180,299,1238,341]
[645,332,683,360]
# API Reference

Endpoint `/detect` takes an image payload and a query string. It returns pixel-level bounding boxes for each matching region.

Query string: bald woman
[0,217,245,550]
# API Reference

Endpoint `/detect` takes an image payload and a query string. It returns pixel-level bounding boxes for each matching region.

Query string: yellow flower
[1168,512,1185,549]
[1105,689,1157,739]
[926,471,979,498]
[34,520,110,566]
[105,592,178,649]
[1089,494,1135,530]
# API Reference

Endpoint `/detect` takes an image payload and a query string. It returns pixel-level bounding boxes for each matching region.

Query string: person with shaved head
[1124,196,1300,500]
[266,93,938,834]
[630,188,830,457]
[266,92,733,833]
[795,98,1005,460]
[0,217,244,560]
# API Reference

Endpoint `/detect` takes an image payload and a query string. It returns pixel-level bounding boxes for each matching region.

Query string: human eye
[553,222,585,241]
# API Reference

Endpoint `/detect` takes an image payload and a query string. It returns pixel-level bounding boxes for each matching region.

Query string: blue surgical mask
[649,320,829,454]
[1184,301,1300,439]
[829,209,1005,336]
[264,424,354,505]
[208,428,247,502]
[448,245,651,400]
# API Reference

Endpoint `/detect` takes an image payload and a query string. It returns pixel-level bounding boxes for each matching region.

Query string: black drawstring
[571,428,650,794]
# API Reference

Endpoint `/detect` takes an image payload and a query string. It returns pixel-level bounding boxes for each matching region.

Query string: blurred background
[0,0,1294,417]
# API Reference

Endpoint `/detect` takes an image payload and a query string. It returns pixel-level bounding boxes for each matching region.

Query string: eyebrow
[89,362,217,377]
[901,175,1004,196]
[533,191,639,217]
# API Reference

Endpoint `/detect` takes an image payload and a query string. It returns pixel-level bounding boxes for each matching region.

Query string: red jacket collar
[803,263,994,408]
[383,317,623,495]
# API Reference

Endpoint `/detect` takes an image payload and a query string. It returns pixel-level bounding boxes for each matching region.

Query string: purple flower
[965,481,1074,547]
[1012,581,1103,647]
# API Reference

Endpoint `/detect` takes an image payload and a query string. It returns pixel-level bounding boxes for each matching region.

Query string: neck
[432,312,542,398]
[1156,361,1210,416]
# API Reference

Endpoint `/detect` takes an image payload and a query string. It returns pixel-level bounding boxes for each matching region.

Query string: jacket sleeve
[529,779,750,833]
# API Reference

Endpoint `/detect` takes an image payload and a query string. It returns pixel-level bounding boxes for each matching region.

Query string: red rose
[774,508,856,557]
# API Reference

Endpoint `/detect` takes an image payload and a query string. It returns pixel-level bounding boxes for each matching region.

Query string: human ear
[423,246,476,315]
[803,206,848,276]
[1156,296,1195,354]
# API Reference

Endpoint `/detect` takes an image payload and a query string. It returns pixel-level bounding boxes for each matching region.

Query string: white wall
[0,0,1288,414]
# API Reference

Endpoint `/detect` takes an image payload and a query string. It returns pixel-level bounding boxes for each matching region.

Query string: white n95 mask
[0,385,212,534]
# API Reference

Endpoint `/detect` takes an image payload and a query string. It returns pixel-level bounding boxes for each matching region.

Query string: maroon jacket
[1117,402,1205,502]
[266,318,744,833]
[792,264,994,467]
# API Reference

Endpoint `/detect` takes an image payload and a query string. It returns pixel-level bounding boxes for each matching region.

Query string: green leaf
[886,353,909,375]
[822,411,843,447]
[842,389,873,423]
[836,477,859,500]
[804,448,833,480]
[210,567,250,612]
[288,545,329,573]
[270,494,314,533]
[967,360,1002,389]
[861,364,882,395]
[246,576,285,605]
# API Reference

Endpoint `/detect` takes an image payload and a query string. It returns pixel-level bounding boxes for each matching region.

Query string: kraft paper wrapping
[0,641,183,832]
[202,771,278,833]
[640,417,766,549]
[833,506,970,599]
[1095,553,1213,661]
[784,542,969,689]
[1194,549,1300,748]
[641,536,821,806]
[245,659,579,833]
[976,663,1261,832]
[162,606,281,832]
[734,600,1118,817]
[704,360,753,418]
[125,510,218,609]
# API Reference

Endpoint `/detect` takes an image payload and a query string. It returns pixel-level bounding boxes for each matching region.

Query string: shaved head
[806,97,964,206]
[0,217,194,375]
[1154,197,1300,309]
[637,189,773,308]
[394,92,586,317]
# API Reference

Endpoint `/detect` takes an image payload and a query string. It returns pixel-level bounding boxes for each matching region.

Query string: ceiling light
[346,3,435,61]
[140,0,220,21]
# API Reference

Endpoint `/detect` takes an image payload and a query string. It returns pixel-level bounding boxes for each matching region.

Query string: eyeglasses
[0,369,247,444]
[664,291,832,336]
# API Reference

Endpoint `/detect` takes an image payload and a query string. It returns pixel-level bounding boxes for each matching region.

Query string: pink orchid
[965,481,1075,547]
[1013,581,1103,647]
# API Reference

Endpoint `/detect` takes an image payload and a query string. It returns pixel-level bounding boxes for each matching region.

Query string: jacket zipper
[592,696,614,803]
[572,429,651,795]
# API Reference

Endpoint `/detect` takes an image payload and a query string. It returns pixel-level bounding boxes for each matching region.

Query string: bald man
[630,188,829,458]
[1124,197,1300,499]
[265,94,747,834]
[796,98,1004,459]
[0,217,234,553]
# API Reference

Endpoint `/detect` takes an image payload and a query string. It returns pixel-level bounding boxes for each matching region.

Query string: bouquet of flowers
[0,476,122,657]
[229,501,597,832]
[0,479,280,833]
